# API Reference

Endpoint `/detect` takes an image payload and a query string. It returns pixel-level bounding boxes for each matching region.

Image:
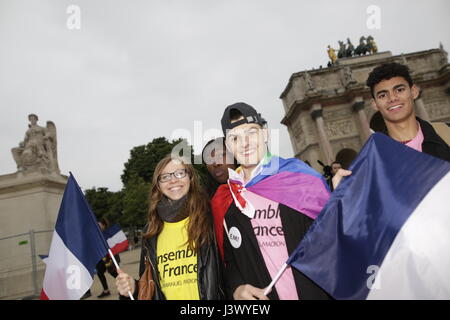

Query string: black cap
[221,102,267,136]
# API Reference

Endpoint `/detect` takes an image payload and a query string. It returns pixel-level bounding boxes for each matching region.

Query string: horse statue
[337,41,346,59]
[354,36,369,56]
[345,38,355,57]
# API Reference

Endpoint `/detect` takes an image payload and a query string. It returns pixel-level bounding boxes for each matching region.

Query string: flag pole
[264,263,288,296]
[109,249,135,300]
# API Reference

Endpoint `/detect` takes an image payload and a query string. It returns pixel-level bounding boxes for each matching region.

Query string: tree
[87,136,211,229]
[121,174,150,228]
[121,137,185,187]
[84,187,123,224]
[121,136,209,186]
[109,190,124,225]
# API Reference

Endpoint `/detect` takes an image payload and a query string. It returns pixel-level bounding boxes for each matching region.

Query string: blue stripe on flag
[54,173,109,276]
[287,133,450,300]
[102,224,121,240]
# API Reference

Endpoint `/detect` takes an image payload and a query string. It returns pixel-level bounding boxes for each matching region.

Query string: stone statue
[400,53,408,65]
[367,35,378,54]
[327,45,337,64]
[337,41,346,59]
[342,66,357,87]
[303,71,317,94]
[345,38,354,57]
[439,42,448,65]
[11,114,60,174]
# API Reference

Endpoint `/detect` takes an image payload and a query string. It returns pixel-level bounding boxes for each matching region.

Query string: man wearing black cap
[211,102,340,300]
[220,103,269,180]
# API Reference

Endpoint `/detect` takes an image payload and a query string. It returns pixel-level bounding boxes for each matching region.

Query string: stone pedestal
[0,171,67,299]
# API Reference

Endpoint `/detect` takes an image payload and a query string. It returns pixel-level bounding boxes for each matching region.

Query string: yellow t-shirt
[156,217,200,300]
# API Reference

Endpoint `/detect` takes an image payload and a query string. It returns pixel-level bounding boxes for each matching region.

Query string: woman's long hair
[144,155,211,252]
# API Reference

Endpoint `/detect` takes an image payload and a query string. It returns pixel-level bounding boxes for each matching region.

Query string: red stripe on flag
[40,289,49,300]
[110,239,129,255]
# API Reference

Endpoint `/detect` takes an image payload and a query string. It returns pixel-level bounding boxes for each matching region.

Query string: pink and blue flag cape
[103,224,129,255]
[211,153,330,260]
[287,133,450,299]
[40,173,110,300]
[243,155,330,219]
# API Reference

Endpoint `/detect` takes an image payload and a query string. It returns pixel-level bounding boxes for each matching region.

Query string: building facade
[280,47,450,172]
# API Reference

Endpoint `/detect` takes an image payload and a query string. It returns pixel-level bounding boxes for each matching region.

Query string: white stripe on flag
[106,230,127,248]
[43,232,93,300]
[367,172,450,299]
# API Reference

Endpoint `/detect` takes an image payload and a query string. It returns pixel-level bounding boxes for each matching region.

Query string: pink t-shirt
[245,190,299,300]
[403,123,424,152]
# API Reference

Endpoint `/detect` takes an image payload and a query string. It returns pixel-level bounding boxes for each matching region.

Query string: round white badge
[228,227,242,249]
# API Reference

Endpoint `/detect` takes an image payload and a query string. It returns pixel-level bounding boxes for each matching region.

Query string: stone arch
[335,148,358,169]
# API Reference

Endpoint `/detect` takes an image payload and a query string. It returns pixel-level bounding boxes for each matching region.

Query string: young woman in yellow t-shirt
[116,155,224,300]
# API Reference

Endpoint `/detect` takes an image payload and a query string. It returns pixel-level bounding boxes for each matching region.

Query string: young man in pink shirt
[367,62,450,161]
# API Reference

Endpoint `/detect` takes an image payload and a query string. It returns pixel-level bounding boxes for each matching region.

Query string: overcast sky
[1,0,449,191]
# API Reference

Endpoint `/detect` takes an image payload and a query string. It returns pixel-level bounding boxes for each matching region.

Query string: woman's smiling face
[158,159,190,201]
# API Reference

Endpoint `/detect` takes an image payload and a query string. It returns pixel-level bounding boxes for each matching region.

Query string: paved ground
[0,246,142,300]
[82,246,141,300]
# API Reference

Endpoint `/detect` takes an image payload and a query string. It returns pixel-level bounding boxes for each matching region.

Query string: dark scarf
[157,195,188,222]
[206,178,221,199]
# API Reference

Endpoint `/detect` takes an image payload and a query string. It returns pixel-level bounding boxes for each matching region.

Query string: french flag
[103,224,129,255]
[40,173,110,300]
[287,133,450,299]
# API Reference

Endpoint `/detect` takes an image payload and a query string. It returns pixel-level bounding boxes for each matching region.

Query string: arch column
[415,98,430,121]
[352,97,371,143]
[310,103,333,165]
[414,89,430,121]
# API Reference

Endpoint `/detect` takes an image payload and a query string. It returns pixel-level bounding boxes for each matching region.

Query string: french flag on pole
[40,173,110,300]
[287,133,450,299]
[103,224,129,255]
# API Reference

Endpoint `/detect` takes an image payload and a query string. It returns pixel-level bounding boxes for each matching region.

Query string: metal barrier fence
[0,227,140,300]
[0,229,53,300]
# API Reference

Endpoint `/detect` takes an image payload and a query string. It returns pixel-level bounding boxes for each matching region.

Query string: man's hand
[233,284,270,300]
[332,169,352,190]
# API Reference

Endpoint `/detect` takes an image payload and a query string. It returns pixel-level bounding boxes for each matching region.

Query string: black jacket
[121,220,225,300]
[381,117,450,162]
[223,202,331,300]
